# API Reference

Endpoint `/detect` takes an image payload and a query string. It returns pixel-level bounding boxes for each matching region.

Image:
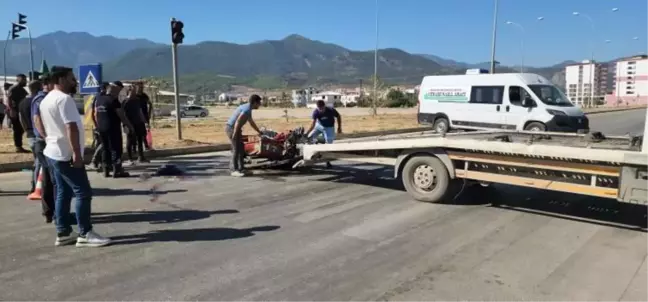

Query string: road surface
[0,110,645,301]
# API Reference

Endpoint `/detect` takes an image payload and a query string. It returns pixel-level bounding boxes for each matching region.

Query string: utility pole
[373,0,379,115]
[170,17,185,140]
[489,0,499,74]
[11,14,34,80]
[3,31,9,85]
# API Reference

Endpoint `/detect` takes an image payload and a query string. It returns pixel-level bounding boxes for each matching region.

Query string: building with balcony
[605,55,648,106]
[564,60,611,107]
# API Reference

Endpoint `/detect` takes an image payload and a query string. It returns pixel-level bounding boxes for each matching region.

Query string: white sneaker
[76,230,112,247]
[230,171,245,177]
[55,232,78,246]
[128,160,136,166]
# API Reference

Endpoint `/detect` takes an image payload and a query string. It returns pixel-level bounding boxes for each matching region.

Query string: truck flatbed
[299,129,647,205]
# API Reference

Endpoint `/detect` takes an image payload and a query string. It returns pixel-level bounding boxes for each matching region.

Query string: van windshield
[528,85,573,107]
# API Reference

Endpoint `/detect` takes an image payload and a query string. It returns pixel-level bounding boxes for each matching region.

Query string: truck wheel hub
[414,165,436,190]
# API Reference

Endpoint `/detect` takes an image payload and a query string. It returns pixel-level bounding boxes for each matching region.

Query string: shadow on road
[93,188,187,197]
[111,225,281,245]
[92,209,239,224]
[304,165,648,232]
[0,190,30,197]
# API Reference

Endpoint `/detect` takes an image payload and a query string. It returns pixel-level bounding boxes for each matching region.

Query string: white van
[417,73,589,133]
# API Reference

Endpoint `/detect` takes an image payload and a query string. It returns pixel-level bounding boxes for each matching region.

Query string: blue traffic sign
[78,64,102,95]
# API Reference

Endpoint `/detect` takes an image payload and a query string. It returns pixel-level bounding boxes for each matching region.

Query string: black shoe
[138,157,150,163]
[45,216,53,223]
[326,162,333,169]
[112,171,130,178]
[16,147,29,153]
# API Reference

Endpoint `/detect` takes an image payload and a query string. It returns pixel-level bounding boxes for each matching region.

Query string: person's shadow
[110,226,281,245]
[92,209,238,224]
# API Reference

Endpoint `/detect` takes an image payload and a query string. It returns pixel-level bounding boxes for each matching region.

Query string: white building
[565,60,610,107]
[341,92,361,107]
[605,55,648,106]
[307,91,341,108]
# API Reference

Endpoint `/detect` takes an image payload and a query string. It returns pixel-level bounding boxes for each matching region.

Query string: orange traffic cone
[27,167,44,200]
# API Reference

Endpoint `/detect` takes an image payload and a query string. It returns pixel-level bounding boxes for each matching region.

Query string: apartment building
[564,60,611,107]
[605,55,648,106]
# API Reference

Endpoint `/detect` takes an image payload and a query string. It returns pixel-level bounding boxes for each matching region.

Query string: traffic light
[17,13,27,25]
[171,19,184,44]
[11,23,25,40]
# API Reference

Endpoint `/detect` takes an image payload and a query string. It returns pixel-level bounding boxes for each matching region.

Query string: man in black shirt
[93,81,134,178]
[123,87,149,164]
[19,80,42,192]
[90,82,110,170]
[7,74,29,153]
[134,83,152,150]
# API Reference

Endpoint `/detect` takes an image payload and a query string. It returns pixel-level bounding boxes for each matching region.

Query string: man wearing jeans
[306,100,342,168]
[19,80,43,192]
[31,76,55,223]
[225,94,263,177]
[39,66,111,247]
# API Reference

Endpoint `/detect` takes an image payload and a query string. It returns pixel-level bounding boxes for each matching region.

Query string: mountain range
[1,31,575,93]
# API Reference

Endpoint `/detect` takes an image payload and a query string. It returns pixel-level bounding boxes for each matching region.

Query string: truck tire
[402,155,454,203]
[524,122,546,131]
[433,117,450,133]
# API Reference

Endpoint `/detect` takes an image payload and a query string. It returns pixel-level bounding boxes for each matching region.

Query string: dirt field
[0,112,418,164]
[0,106,643,164]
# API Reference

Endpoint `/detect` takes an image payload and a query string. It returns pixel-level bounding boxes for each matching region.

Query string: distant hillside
[0,31,162,75]
[103,34,457,89]
[1,31,592,93]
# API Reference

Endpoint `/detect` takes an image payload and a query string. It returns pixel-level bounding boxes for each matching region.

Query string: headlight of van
[546,109,567,116]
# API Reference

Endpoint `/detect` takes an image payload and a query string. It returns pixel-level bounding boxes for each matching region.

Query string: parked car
[171,105,210,118]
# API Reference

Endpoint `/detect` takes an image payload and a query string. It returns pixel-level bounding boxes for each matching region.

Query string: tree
[369,75,386,117]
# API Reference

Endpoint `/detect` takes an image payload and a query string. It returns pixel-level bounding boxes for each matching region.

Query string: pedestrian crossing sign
[78,64,103,94]
[83,71,99,89]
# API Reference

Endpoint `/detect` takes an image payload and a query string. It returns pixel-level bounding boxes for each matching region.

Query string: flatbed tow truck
[294,109,648,205]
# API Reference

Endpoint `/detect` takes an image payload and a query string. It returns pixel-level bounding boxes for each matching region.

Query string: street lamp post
[573,11,596,108]
[505,21,525,73]
[489,0,499,74]
[373,0,378,109]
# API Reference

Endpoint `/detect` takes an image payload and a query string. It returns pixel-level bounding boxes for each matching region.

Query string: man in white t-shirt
[39,66,111,247]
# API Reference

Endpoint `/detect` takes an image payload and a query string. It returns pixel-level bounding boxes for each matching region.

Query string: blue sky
[1,0,646,67]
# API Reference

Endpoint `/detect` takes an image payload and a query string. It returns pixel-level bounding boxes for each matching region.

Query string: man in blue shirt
[225,94,263,177]
[30,75,56,223]
[306,100,342,143]
[306,100,342,168]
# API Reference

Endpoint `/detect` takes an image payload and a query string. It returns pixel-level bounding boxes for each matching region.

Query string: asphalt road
[0,110,646,301]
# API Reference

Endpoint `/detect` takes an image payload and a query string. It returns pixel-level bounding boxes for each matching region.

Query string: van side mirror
[522,97,535,108]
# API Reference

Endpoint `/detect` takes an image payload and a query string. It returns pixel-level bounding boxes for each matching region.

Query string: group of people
[3,71,340,248]
[4,69,153,248]
[225,95,342,176]
[89,81,152,178]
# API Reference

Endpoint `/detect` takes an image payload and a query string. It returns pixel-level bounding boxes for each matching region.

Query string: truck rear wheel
[402,155,454,203]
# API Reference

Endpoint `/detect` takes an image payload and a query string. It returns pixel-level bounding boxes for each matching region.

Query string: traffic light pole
[26,26,34,81]
[171,42,182,140]
[3,30,9,85]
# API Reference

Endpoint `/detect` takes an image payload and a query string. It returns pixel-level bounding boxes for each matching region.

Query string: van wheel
[433,117,450,133]
[525,122,546,132]
[402,155,455,203]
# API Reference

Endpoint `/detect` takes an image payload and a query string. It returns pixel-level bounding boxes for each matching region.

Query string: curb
[584,106,645,115]
[0,128,429,174]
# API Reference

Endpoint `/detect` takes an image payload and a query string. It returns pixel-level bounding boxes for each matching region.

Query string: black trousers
[9,116,23,148]
[126,124,145,161]
[98,129,123,168]
[32,140,55,218]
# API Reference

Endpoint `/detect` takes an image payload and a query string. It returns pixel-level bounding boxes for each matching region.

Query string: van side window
[469,86,504,104]
[508,86,529,106]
